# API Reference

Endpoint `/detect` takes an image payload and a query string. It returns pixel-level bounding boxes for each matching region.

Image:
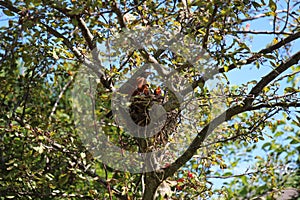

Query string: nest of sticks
[129,93,180,152]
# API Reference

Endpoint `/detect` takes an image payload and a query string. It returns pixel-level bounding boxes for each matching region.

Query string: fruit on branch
[154,86,162,97]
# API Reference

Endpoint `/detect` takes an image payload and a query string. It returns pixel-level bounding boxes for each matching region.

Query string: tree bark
[142,172,161,200]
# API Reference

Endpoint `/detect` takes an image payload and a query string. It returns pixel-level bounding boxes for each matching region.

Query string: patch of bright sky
[209,1,300,194]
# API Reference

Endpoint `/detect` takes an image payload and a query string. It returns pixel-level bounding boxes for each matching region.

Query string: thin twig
[202,5,218,49]
[206,168,269,179]
[280,0,290,33]
[103,164,113,200]
[235,30,293,35]
[111,1,126,29]
[239,10,287,23]
[48,77,73,121]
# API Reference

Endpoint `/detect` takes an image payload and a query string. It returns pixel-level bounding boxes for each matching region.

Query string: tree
[0,0,299,199]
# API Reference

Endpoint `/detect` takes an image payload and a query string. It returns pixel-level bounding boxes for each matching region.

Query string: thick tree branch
[202,5,218,49]
[163,104,246,178]
[0,1,20,14]
[75,15,96,50]
[0,1,114,90]
[40,22,106,79]
[40,22,85,61]
[45,2,96,50]
[111,1,126,29]
[44,2,111,89]
[162,50,300,181]
[259,32,300,54]
[245,50,300,106]
[190,31,300,90]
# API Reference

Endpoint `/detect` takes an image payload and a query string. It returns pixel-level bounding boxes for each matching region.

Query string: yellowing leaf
[263,87,270,93]
[224,65,229,72]
[173,21,181,27]
[234,123,239,130]
[255,155,263,160]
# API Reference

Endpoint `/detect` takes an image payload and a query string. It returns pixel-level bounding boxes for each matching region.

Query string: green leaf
[274,131,284,137]
[255,155,263,160]
[292,119,300,127]
[241,176,248,185]
[71,18,78,26]
[3,10,14,16]
[239,187,247,196]
[284,87,298,93]
[223,172,233,176]
[256,185,268,194]
[262,142,271,150]
[263,54,276,59]
[252,2,261,9]
[289,136,300,144]
[269,0,277,12]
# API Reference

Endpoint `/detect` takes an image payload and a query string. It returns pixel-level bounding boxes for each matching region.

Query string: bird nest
[129,94,180,153]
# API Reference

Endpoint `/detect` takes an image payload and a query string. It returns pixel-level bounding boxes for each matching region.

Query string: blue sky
[208,4,300,193]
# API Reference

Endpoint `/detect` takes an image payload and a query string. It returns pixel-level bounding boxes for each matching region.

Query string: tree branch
[239,10,288,23]
[44,136,127,199]
[280,0,290,33]
[206,168,269,179]
[251,102,300,111]
[245,50,300,106]
[75,15,96,49]
[0,1,114,90]
[259,32,300,54]
[190,31,300,90]
[200,108,278,149]
[162,50,300,181]
[111,1,126,29]
[202,5,218,49]
[48,76,74,121]
[45,2,96,50]
[40,21,106,79]
[235,30,293,35]
[40,22,85,61]
[0,1,20,14]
